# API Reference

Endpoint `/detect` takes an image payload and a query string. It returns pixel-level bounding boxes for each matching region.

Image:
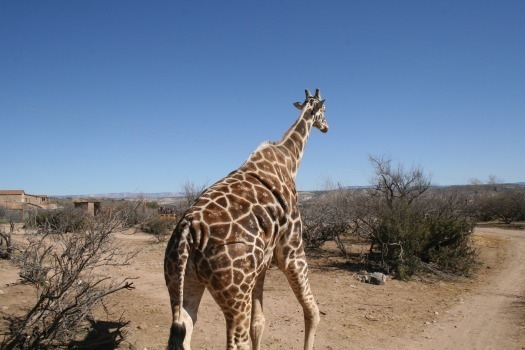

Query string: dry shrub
[301,184,353,254]
[140,216,176,242]
[2,207,137,349]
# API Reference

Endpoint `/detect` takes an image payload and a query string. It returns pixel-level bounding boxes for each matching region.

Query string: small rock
[370,272,387,285]
[0,290,5,295]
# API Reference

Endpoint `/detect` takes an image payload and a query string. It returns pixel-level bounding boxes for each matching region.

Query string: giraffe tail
[167,221,191,350]
[168,323,186,350]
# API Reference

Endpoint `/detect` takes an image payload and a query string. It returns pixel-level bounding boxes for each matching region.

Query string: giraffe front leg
[276,237,320,350]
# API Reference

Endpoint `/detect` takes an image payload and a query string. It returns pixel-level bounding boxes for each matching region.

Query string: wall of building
[25,194,47,206]
[0,191,49,209]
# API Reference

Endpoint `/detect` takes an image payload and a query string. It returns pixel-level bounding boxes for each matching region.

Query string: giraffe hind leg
[250,269,267,350]
[276,244,320,350]
[207,273,255,350]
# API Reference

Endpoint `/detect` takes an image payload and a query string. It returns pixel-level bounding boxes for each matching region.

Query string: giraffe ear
[293,102,303,110]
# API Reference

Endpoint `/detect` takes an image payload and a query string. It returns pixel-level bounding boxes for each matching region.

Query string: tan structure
[73,200,101,216]
[165,89,328,350]
[0,190,52,209]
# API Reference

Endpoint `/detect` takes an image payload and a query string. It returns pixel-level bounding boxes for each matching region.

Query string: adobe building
[0,190,53,209]
[73,200,101,216]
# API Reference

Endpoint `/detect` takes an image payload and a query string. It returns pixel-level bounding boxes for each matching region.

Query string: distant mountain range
[58,182,525,199]
[59,192,183,199]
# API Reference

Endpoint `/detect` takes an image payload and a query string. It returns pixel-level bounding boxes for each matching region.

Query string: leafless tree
[368,155,431,209]
[487,174,504,192]
[356,156,431,254]
[181,180,207,212]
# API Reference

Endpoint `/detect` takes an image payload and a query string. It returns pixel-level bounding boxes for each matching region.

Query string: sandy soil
[1,226,523,350]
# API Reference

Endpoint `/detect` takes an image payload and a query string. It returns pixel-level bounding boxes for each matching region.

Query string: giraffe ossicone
[165,89,329,350]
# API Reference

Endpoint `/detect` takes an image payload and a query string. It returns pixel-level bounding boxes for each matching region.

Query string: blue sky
[1,1,524,196]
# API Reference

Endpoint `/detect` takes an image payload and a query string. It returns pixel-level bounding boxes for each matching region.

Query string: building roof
[0,190,25,195]
[0,190,48,198]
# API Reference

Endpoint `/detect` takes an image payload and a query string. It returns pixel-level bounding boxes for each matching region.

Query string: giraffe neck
[276,110,314,179]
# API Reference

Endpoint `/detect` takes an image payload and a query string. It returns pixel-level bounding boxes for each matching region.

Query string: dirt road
[393,227,525,350]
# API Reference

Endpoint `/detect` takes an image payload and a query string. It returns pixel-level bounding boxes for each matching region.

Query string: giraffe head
[294,89,328,133]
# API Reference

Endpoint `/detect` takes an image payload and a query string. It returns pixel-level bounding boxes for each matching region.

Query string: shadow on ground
[68,319,129,350]
[306,246,372,273]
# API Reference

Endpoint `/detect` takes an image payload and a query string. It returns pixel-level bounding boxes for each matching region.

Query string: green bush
[480,191,525,224]
[34,208,87,233]
[371,207,476,279]
[372,208,424,278]
[422,216,477,272]
[0,207,23,223]
[140,217,176,241]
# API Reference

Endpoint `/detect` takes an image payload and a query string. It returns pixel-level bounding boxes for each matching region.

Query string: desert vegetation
[301,156,524,279]
[1,201,146,349]
[1,162,523,347]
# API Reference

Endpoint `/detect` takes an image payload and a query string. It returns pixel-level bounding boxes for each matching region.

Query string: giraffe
[164,89,328,350]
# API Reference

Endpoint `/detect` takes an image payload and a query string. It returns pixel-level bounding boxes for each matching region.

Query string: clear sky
[1,1,524,196]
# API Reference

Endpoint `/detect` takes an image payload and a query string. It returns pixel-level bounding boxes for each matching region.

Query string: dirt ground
[1,225,524,350]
